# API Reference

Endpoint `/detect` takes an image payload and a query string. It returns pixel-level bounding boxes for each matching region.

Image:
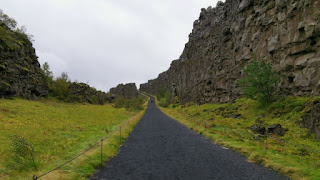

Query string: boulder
[230,114,242,119]
[268,124,288,136]
[250,124,266,135]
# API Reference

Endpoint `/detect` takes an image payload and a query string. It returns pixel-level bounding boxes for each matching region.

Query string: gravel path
[90,95,288,180]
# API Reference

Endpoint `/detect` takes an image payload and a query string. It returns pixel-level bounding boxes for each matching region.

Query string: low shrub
[10,135,37,170]
[158,98,170,107]
[114,96,145,111]
[157,89,171,107]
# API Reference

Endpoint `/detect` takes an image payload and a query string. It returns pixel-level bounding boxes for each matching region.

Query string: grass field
[156,96,320,180]
[0,97,148,180]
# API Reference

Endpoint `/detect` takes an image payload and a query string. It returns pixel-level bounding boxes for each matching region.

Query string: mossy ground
[157,96,320,180]
[0,97,148,180]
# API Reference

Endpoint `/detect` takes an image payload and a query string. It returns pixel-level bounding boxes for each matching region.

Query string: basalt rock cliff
[110,83,139,99]
[303,100,320,141]
[140,0,320,104]
[0,20,48,99]
[68,82,114,104]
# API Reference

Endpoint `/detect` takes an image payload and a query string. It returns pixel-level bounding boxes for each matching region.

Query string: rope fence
[32,124,127,180]
[32,93,149,180]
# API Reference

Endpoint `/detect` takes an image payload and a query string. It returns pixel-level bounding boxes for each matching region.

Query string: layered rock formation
[140,0,320,104]
[303,100,320,141]
[0,20,48,99]
[110,83,139,98]
[68,82,114,104]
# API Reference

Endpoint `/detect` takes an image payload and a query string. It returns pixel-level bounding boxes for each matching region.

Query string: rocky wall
[68,82,113,104]
[140,0,320,104]
[0,21,48,99]
[110,83,139,99]
[303,100,320,141]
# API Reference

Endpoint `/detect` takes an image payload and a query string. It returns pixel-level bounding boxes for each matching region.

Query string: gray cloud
[1,0,221,91]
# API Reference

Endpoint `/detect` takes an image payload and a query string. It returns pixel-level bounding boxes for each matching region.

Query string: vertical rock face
[303,100,320,141]
[110,83,138,98]
[0,21,48,99]
[140,0,320,104]
[68,82,113,104]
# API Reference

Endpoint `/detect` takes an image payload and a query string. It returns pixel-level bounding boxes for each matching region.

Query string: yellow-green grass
[154,95,320,180]
[0,96,148,180]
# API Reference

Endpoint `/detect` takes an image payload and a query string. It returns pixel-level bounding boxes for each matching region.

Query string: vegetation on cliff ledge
[0,9,33,51]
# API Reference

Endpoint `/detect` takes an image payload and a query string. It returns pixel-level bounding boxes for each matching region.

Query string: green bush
[239,57,280,104]
[114,96,145,111]
[157,89,171,107]
[90,95,99,104]
[41,62,53,89]
[49,72,72,101]
[158,98,170,107]
[10,135,37,170]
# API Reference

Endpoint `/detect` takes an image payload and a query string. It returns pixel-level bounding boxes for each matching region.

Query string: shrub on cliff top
[239,57,280,104]
[0,9,34,43]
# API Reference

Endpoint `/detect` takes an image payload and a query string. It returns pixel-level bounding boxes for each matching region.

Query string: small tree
[50,72,71,100]
[42,62,53,88]
[0,10,17,30]
[60,72,69,82]
[10,135,37,170]
[239,57,280,104]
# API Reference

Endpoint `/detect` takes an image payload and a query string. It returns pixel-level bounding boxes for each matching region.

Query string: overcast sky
[1,0,222,92]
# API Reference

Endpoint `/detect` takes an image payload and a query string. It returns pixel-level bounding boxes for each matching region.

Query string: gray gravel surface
[90,95,289,180]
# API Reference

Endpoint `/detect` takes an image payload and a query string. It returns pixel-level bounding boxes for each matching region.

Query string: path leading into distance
[90,95,288,180]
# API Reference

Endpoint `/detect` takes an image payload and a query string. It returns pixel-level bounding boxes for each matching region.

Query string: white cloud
[36,50,68,77]
[1,0,222,92]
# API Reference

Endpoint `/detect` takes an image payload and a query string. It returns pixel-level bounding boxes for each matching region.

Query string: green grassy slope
[0,97,147,180]
[157,96,320,180]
